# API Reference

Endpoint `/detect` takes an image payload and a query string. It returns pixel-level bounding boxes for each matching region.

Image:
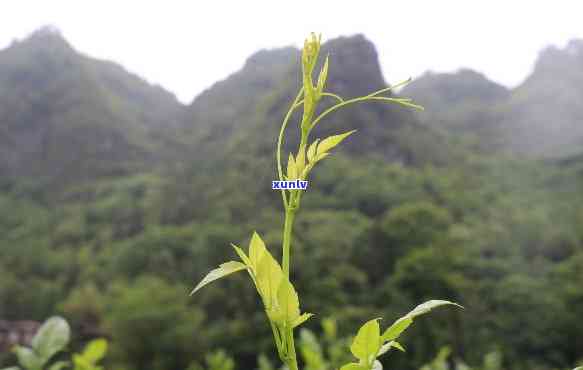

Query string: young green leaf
[13,347,42,370]
[295,149,306,176]
[317,130,356,155]
[257,250,283,310]
[306,139,319,162]
[292,312,314,328]
[249,232,267,271]
[73,353,93,370]
[378,341,405,357]
[350,318,381,364]
[313,152,329,163]
[231,243,252,268]
[81,339,107,363]
[407,300,463,318]
[190,261,247,295]
[31,316,71,363]
[276,278,301,325]
[287,153,298,180]
[381,316,412,342]
[48,361,69,370]
[316,55,329,97]
[340,363,367,370]
[382,300,462,341]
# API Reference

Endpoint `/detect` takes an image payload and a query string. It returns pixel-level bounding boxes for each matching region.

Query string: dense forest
[1,27,582,370]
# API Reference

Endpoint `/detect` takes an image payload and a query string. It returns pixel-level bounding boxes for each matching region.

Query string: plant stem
[310,95,422,130]
[285,327,299,370]
[281,205,297,279]
[269,321,284,359]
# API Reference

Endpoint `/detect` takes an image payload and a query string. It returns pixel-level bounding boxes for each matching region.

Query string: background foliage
[1,28,582,370]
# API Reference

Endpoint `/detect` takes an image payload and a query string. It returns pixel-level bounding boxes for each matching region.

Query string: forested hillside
[0,27,183,190]
[1,28,582,370]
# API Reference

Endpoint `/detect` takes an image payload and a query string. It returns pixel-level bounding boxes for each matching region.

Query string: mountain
[402,69,509,128]
[500,40,583,157]
[180,46,299,159]
[2,28,583,370]
[158,34,462,226]
[3,27,583,192]
[2,29,453,198]
[182,35,457,168]
[403,40,583,158]
[0,27,183,188]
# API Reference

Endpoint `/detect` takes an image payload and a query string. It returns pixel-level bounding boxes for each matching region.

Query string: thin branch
[310,94,423,129]
[321,92,344,103]
[365,77,413,98]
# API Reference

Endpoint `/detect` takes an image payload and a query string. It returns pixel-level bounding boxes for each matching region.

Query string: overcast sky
[1,1,582,103]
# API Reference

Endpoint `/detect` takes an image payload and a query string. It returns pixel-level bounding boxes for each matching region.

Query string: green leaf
[296,149,306,176]
[249,232,267,271]
[81,339,107,363]
[277,278,300,325]
[73,354,89,370]
[407,300,462,318]
[340,363,366,370]
[316,55,329,96]
[256,250,283,309]
[378,341,405,356]
[313,152,329,163]
[292,312,314,328]
[287,153,297,180]
[371,360,383,370]
[573,367,582,370]
[382,300,461,341]
[48,361,69,370]
[190,261,247,295]
[31,317,70,363]
[381,316,412,342]
[317,130,356,155]
[13,347,42,370]
[231,243,252,268]
[350,318,381,364]
[0,367,21,370]
[307,139,319,162]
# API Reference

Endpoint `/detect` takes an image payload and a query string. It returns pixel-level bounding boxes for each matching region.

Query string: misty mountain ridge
[0,27,185,187]
[403,40,583,157]
[181,34,455,169]
[1,27,582,191]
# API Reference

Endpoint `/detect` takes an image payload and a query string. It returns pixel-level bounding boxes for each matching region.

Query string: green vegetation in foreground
[1,317,107,370]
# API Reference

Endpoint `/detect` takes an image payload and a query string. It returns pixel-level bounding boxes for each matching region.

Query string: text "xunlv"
[272,180,308,190]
